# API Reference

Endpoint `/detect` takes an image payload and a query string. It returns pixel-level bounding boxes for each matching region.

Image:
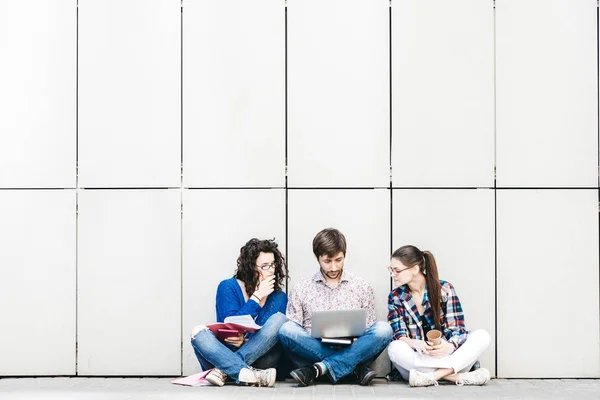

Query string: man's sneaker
[353,364,377,386]
[205,368,227,387]
[408,369,439,387]
[290,365,317,387]
[456,367,490,386]
[238,367,276,387]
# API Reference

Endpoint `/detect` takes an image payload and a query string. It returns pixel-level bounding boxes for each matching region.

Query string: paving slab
[0,377,598,400]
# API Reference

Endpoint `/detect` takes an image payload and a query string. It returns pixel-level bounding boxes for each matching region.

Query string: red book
[206,315,262,341]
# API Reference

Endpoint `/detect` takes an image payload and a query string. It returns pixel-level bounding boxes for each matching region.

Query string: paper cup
[426,329,442,345]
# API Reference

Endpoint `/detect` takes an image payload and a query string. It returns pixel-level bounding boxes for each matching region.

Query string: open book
[207,315,262,341]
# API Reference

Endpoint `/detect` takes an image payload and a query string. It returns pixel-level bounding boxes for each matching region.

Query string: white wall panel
[497,190,599,377]
[183,0,285,188]
[496,0,598,187]
[78,190,181,375]
[0,1,75,188]
[393,189,496,375]
[287,189,391,375]
[78,0,180,188]
[287,0,389,187]
[0,191,75,375]
[392,0,494,188]
[182,189,285,374]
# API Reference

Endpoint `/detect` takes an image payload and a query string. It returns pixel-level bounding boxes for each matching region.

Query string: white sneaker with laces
[253,367,276,387]
[238,367,276,387]
[205,368,227,386]
[456,367,490,386]
[238,367,257,385]
[408,369,439,387]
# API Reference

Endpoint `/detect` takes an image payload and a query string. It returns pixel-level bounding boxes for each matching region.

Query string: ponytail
[391,245,442,329]
[422,251,441,330]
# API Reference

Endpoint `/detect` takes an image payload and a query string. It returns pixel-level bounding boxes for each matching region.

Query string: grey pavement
[0,378,598,400]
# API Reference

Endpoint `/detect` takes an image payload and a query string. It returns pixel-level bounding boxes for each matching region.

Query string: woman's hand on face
[411,339,432,356]
[254,275,275,300]
[224,333,245,348]
[427,339,455,358]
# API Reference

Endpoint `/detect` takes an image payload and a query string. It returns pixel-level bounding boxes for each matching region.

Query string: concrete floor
[0,377,598,400]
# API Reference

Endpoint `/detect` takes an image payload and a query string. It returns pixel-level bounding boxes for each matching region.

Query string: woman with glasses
[386,245,491,387]
[190,238,289,387]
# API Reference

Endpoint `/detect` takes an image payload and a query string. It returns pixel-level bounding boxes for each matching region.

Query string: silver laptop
[311,309,366,339]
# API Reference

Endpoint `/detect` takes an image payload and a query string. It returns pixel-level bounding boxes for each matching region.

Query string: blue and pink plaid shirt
[387,280,469,349]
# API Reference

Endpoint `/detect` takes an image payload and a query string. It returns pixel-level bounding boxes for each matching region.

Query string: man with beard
[278,228,392,386]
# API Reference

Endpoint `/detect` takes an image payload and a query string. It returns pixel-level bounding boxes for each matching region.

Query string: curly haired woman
[190,238,289,387]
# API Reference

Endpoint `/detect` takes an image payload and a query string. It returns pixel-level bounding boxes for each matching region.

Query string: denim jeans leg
[190,328,249,382]
[192,344,214,372]
[251,342,283,370]
[235,312,288,366]
[278,321,337,368]
[321,321,393,382]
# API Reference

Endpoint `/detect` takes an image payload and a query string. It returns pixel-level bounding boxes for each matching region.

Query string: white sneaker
[205,368,227,387]
[408,369,439,387]
[238,367,276,387]
[254,367,276,387]
[456,367,490,386]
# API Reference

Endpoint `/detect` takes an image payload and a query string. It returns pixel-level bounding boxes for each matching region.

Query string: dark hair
[312,228,347,258]
[391,245,442,330]
[234,238,288,298]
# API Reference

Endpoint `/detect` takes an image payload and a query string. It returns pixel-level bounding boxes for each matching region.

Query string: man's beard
[320,267,343,280]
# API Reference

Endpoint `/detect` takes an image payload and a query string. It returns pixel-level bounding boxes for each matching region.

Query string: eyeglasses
[387,266,412,275]
[256,262,276,271]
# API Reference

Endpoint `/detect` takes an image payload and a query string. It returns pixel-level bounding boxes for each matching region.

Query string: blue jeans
[191,312,288,382]
[278,320,393,383]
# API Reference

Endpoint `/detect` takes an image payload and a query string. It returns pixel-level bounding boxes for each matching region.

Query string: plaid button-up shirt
[387,280,469,349]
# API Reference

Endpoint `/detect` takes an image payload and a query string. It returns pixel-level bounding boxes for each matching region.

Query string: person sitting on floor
[279,228,392,386]
[386,245,491,387]
[190,238,288,387]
